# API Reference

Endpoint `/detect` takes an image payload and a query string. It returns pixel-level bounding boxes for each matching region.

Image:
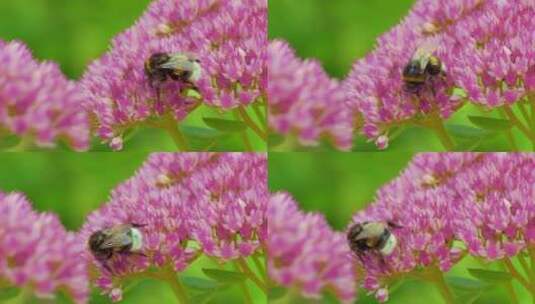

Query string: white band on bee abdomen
[380,234,397,256]
[130,228,143,251]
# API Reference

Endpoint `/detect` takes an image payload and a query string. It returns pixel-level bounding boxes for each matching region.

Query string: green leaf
[201,268,247,284]
[0,287,20,300]
[203,117,247,133]
[268,287,287,301]
[446,124,498,151]
[468,268,513,284]
[180,126,226,151]
[446,124,492,140]
[181,276,221,291]
[190,291,216,304]
[268,134,285,147]
[468,116,512,131]
[446,276,488,292]
[455,290,482,304]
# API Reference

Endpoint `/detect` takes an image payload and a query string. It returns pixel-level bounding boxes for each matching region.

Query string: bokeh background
[0,153,264,304]
[269,153,528,303]
[0,0,265,151]
[268,0,532,152]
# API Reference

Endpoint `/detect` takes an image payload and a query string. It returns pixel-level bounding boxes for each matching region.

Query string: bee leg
[131,223,147,228]
[98,258,115,276]
[379,255,389,271]
[155,87,162,104]
[189,83,199,92]
[355,252,367,266]
[387,221,403,229]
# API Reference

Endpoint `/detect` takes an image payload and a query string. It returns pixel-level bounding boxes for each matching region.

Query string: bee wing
[355,223,385,240]
[412,41,438,70]
[100,224,133,249]
[157,54,194,71]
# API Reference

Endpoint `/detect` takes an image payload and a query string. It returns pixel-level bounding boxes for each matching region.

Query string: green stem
[428,267,455,304]
[428,113,455,150]
[518,102,532,126]
[252,255,267,282]
[518,254,535,282]
[5,287,32,304]
[234,262,254,304]
[505,281,520,304]
[162,269,190,304]
[252,103,267,129]
[236,258,267,293]
[4,136,33,152]
[161,114,189,151]
[528,247,535,274]
[233,110,253,151]
[530,96,535,130]
[503,105,535,147]
[503,258,535,296]
[499,109,519,151]
[238,107,267,141]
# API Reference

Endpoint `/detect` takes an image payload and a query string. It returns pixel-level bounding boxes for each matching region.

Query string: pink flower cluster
[82,0,267,150]
[0,192,88,303]
[344,0,534,147]
[349,153,535,302]
[268,40,353,150]
[0,40,89,151]
[80,152,267,301]
[268,192,356,303]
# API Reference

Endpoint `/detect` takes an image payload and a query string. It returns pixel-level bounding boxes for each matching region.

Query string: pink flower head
[0,192,89,303]
[268,192,356,303]
[439,0,535,107]
[82,0,267,150]
[344,0,532,147]
[80,152,267,300]
[449,154,535,260]
[349,153,535,301]
[268,40,353,150]
[0,40,89,151]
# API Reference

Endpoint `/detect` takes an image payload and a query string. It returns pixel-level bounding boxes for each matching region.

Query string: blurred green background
[0,153,264,304]
[268,0,533,152]
[0,0,266,152]
[269,153,529,303]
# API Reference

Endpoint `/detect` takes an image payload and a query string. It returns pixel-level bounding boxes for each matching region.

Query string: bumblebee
[347,221,400,262]
[88,223,145,273]
[402,45,444,93]
[144,52,202,90]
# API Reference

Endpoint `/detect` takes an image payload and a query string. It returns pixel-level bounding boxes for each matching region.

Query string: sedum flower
[439,0,535,108]
[268,192,356,303]
[268,40,353,150]
[449,153,535,260]
[344,0,534,147]
[80,152,267,301]
[0,40,89,151]
[349,153,535,301]
[82,0,267,150]
[0,192,89,303]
